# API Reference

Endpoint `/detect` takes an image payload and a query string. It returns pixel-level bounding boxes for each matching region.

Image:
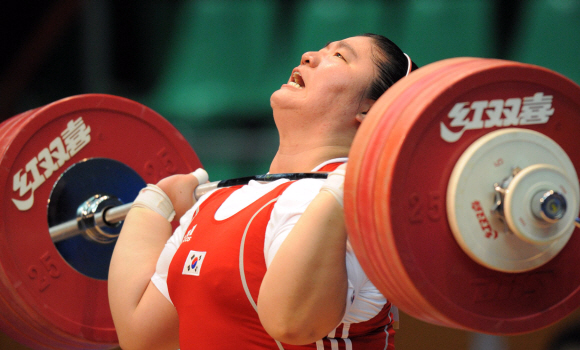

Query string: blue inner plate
[48,158,145,280]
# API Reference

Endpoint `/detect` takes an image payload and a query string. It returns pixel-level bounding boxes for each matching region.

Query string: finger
[191,168,209,184]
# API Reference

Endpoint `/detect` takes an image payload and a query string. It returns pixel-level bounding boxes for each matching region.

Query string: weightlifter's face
[271,36,376,122]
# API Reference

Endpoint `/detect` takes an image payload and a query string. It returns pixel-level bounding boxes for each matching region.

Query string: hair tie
[403,53,412,76]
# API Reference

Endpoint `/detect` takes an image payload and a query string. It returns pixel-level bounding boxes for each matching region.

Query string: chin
[270,88,289,110]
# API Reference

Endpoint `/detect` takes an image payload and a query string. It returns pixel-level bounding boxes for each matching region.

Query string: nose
[301,51,319,67]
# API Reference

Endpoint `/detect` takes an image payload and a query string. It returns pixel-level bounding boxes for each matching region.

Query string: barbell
[48,172,329,243]
[0,57,579,349]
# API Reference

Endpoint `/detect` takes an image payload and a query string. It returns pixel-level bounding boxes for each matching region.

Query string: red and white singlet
[154,159,396,349]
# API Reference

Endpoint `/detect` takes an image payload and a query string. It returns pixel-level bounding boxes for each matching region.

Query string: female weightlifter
[108,33,418,350]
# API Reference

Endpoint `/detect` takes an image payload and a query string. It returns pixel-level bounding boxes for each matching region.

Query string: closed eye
[334,52,346,61]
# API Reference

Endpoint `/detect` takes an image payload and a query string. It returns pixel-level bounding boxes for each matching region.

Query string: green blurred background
[1,0,579,180]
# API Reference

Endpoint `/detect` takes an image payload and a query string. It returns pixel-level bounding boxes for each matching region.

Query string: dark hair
[360,33,419,101]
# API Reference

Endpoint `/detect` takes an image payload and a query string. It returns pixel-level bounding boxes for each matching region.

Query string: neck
[268,107,358,173]
[269,132,353,173]
[269,146,349,173]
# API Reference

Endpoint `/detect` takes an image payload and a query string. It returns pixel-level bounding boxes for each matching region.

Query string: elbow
[116,330,148,350]
[257,302,311,344]
[261,321,322,345]
[258,307,341,345]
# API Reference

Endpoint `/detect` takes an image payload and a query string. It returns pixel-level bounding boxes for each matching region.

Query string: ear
[356,98,375,123]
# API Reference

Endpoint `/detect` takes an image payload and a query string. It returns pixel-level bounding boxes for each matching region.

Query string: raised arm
[108,171,204,349]
[257,165,348,345]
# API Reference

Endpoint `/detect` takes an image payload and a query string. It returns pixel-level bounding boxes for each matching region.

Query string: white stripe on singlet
[327,328,339,350]
[382,309,394,350]
[316,324,354,350]
[239,197,285,350]
[341,323,352,350]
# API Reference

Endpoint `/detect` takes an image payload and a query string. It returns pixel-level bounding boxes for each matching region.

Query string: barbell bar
[48,171,580,245]
[1,58,580,349]
[48,173,329,243]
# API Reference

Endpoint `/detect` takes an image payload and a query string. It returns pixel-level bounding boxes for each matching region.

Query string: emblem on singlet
[183,224,197,242]
[182,250,206,276]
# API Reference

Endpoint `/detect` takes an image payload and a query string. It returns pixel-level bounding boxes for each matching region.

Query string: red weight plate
[368,59,537,330]
[0,94,201,348]
[1,110,88,348]
[364,59,507,327]
[346,58,484,323]
[371,59,580,334]
[346,59,480,324]
[370,59,507,327]
[0,287,94,349]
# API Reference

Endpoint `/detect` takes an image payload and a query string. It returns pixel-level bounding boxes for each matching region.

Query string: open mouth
[289,71,305,89]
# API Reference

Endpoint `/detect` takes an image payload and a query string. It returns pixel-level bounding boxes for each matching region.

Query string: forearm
[258,191,348,344]
[108,172,203,348]
[108,208,174,345]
